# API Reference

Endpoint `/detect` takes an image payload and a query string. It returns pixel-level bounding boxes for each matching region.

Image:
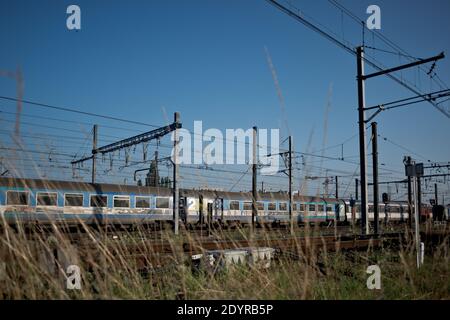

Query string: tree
[145,159,159,187]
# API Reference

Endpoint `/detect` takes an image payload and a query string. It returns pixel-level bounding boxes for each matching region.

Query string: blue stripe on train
[0,212,173,224]
[1,211,336,224]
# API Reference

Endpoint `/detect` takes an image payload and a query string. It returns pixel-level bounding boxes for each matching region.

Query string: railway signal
[382,193,390,204]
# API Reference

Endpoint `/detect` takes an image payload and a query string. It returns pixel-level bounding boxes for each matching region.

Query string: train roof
[0,177,172,196]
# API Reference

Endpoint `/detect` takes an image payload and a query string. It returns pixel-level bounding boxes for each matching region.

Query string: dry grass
[0,221,448,300]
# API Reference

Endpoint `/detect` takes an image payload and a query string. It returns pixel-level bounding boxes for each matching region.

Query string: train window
[64,194,83,207]
[268,202,276,211]
[327,205,333,212]
[113,195,130,208]
[368,205,374,213]
[243,202,252,210]
[256,202,265,211]
[293,203,298,211]
[299,203,305,212]
[90,195,108,208]
[278,202,287,211]
[390,206,400,213]
[229,201,240,210]
[37,192,58,206]
[309,204,316,212]
[347,205,352,213]
[6,191,29,205]
[319,205,325,212]
[135,196,151,208]
[156,197,170,209]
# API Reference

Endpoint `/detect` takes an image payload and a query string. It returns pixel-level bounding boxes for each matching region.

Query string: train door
[351,203,356,227]
[335,203,340,221]
[214,198,224,222]
[179,196,187,224]
[384,204,389,225]
[199,195,204,225]
[207,202,213,229]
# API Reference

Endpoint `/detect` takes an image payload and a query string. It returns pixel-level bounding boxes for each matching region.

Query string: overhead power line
[265,0,450,118]
[0,96,162,128]
[0,108,144,133]
[327,0,449,91]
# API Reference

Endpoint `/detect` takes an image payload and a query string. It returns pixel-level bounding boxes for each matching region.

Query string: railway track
[67,224,447,268]
[67,232,406,269]
[1,220,420,242]
[2,222,447,279]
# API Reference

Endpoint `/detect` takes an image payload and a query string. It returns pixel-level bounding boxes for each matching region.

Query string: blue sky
[0,0,449,200]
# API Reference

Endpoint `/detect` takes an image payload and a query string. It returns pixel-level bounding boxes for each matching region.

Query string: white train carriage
[342,199,410,224]
[1,177,417,228]
[0,177,175,226]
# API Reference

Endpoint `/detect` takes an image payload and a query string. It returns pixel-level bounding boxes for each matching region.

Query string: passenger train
[0,177,440,228]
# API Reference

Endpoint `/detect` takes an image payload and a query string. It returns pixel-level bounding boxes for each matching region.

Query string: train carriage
[0,177,424,228]
[0,177,174,226]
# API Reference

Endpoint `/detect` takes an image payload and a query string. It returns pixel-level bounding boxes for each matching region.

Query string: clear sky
[0,0,449,201]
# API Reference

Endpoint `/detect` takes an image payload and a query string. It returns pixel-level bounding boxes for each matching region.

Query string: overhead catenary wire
[266,0,450,118]
[0,95,287,152]
[328,0,449,91]
[0,96,162,128]
[378,134,430,162]
[0,108,146,133]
